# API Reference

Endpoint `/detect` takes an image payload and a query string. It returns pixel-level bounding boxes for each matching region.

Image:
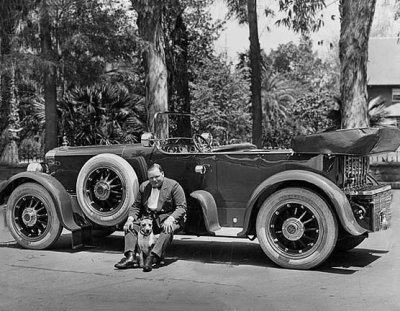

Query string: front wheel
[256,187,338,269]
[6,182,62,249]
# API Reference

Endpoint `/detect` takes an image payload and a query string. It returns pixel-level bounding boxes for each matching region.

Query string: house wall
[370,163,400,189]
[368,85,400,104]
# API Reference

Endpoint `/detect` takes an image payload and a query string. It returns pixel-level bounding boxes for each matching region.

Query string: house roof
[368,37,400,86]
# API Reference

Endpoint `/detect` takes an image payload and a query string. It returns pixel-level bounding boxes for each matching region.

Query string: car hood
[291,127,400,155]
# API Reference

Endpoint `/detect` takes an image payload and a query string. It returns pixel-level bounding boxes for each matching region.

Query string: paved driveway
[1,191,400,311]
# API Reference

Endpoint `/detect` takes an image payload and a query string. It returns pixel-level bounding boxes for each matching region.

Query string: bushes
[59,83,146,146]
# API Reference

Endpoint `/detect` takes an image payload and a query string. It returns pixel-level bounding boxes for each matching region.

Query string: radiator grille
[344,156,369,188]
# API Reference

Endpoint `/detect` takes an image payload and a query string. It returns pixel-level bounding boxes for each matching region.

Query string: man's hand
[162,216,175,234]
[123,217,134,232]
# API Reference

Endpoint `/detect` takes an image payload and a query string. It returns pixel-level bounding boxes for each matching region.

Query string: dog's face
[139,218,153,236]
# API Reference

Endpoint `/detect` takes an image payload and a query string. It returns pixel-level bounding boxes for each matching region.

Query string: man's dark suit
[124,177,187,258]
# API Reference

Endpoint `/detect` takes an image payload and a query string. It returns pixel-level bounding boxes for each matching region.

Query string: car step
[213,227,243,237]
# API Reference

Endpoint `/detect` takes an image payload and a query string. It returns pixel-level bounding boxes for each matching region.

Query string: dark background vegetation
[0,0,398,161]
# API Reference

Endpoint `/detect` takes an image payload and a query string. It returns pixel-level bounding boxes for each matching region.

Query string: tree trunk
[0,64,20,164]
[134,1,168,139]
[171,13,191,137]
[339,0,376,128]
[0,21,12,137]
[247,0,263,147]
[40,0,58,152]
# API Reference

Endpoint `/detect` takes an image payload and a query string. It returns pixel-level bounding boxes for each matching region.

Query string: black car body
[1,116,398,269]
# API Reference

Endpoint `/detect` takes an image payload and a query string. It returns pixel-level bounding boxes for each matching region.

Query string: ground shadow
[1,232,387,274]
[319,248,387,273]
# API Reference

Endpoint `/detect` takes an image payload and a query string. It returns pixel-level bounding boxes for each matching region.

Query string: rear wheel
[256,187,338,269]
[6,183,62,249]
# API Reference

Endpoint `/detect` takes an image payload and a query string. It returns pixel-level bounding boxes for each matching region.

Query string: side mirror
[141,132,154,147]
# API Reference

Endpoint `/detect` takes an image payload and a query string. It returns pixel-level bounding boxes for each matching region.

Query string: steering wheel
[192,134,212,152]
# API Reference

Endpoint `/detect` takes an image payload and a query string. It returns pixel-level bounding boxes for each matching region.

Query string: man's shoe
[143,253,156,272]
[114,255,136,269]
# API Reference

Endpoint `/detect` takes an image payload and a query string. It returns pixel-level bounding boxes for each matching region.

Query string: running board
[213,227,243,237]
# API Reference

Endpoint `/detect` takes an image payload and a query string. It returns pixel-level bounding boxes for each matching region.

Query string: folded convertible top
[291,127,400,155]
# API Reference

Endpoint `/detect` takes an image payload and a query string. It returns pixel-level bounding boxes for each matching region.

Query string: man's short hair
[148,163,163,173]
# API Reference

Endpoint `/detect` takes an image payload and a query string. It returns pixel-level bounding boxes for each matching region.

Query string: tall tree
[247,0,263,147]
[0,8,13,136]
[39,0,58,152]
[0,0,24,139]
[225,0,263,147]
[0,0,27,159]
[164,2,191,137]
[0,63,21,163]
[131,0,168,138]
[278,0,378,128]
[339,0,376,128]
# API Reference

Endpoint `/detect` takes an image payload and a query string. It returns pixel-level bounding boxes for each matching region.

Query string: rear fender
[240,170,367,237]
[1,172,81,231]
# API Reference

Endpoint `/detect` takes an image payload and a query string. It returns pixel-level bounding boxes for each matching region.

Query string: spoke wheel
[76,154,138,226]
[256,187,338,269]
[6,183,62,249]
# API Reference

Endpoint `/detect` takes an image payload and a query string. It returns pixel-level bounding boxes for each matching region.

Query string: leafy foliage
[262,91,338,148]
[262,73,297,125]
[368,96,395,127]
[59,83,146,146]
[191,56,251,145]
[54,1,139,90]
[1,0,371,154]
[264,35,339,92]
[225,0,248,24]
[276,0,326,33]
[292,91,339,134]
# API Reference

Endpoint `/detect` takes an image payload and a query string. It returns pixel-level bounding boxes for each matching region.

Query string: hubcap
[84,167,124,214]
[282,217,305,241]
[94,181,111,200]
[22,208,37,227]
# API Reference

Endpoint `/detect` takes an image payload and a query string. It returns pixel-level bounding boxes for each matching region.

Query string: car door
[153,152,218,234]
[215,152,262,227]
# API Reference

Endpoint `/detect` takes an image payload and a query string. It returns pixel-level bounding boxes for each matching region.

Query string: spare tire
[76,153,139,226]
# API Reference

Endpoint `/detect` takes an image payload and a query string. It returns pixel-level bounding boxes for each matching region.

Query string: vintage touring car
[1,113,399,269]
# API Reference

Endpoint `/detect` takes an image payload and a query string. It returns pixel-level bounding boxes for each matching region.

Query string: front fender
[240,170,367,237]
[1,172,81,231]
